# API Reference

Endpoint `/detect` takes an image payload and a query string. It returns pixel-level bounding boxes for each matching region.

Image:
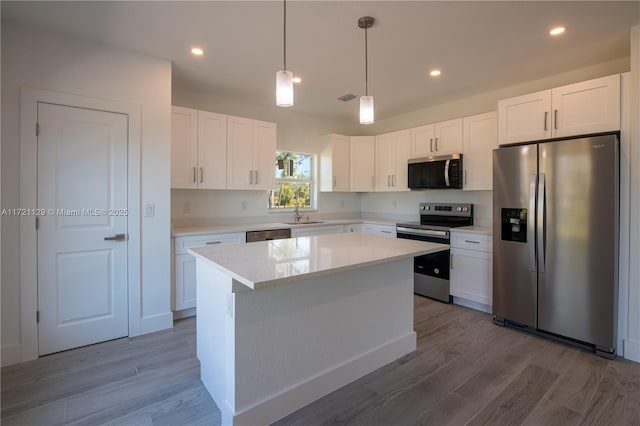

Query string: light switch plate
[144,203,155,217]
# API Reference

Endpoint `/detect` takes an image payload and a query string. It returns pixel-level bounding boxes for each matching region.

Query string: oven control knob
[434,268,440,275]
[462,207,468,212]
[456,207,462,212]
[425,206,430,211]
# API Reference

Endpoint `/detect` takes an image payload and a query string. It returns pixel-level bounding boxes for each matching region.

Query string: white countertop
[452,226,493,235]
[189,232,448,290]
[172,218,396,237]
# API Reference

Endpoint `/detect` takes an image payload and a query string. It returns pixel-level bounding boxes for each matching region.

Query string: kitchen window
[269,151,316,210]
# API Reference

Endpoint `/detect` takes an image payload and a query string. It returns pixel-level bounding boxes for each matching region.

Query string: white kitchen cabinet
[320,134,350,192]
[363,223,396,238]
[462,111,498,191]
[498,74,620,145]
[174,232,245,312]
[349,136,375,192]
[410,118,463,158]
[343,223,363,233]
[450,230,492,312]
[227,116,276,190]
[171,107,227,189]
[375,129,411,192]
[291,225,344,238]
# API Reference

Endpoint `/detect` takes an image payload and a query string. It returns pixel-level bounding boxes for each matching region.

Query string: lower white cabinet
[344,223,363,233]
[450,230,492,311]
[363,223,397,238]
[173,232,245,312]
[291,225,344,238]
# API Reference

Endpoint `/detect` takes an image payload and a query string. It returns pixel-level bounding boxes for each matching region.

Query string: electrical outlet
[183,201,191,214]
[241,201,248,211]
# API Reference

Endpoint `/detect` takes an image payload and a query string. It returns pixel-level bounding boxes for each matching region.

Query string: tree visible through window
[269,151,315,209]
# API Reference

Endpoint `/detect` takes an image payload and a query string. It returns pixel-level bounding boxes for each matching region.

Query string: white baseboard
[453,296,492,314]
[623,339,640,362]
[1,343,23,367]
[135,312,173,336]
[173,308,196,320]
[226,332,417,426]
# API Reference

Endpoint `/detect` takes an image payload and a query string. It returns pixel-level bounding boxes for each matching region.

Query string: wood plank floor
[3,296,639,425]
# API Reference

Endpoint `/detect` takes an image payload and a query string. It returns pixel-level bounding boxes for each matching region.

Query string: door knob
[104,233,127,241]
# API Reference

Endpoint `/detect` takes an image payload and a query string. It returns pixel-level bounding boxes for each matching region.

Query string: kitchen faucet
[294,193,302,223]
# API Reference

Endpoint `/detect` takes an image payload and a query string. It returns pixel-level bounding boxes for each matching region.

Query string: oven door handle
[444,159,451,187]
[396,227,449,238]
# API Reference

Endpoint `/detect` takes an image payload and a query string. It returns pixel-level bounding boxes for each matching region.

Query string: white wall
[625,25,640,362]
[1,22,172,364]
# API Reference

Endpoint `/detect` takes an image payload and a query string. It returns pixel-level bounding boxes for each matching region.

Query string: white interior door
[37,102,128,355]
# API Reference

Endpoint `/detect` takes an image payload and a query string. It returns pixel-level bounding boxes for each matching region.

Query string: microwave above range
[408,154,463,190]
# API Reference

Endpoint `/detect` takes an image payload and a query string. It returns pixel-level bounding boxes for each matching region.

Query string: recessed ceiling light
[430,69,441,77]
[191,47,204,56]
[549,26,566,36]
[293,76,302,84]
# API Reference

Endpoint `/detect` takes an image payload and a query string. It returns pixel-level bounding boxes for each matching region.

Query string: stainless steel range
[396,202,473,302]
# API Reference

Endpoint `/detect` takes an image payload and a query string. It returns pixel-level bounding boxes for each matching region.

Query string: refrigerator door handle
[537,173,546,273]
[529,174,537,272]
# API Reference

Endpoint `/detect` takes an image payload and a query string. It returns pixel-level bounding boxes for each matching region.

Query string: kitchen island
[189,233,447,426]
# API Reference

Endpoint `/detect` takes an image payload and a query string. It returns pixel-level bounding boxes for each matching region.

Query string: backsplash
[172,189,493,228]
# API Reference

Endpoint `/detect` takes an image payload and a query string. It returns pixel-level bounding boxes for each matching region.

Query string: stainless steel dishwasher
[246,228,291,243]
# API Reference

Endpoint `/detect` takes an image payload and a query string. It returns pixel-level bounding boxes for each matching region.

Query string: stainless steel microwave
[408,154,463,190]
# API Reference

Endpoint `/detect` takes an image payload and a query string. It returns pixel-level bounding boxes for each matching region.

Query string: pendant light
[276,0,293,107]
[358,16,375,125]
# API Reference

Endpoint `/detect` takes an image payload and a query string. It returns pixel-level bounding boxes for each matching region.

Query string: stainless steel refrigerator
[492,133,619,357]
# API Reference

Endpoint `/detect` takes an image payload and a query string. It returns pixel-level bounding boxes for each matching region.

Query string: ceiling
[2,1,639,123]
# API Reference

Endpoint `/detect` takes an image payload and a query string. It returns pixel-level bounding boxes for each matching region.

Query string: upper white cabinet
[498,74,620,145]
[320,134,350,192]
[410,118,463,158]
[462,111,497,191]
[350,136,375,192]
[171,107,227,189]
[227,116,276,190]
[374,129,411,192]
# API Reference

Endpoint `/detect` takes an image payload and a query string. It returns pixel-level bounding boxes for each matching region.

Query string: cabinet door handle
[430,138,434,153]
[450,253,454,269]
[554,109,559,130]
[387,175,391,187]
[206,241,222,245]
[249,170,253,185]
[544,111,548,131]
[200,167,204,183]
[192,167,197,183]
[465,240,480,244]
[435,137,439,152]
[255,170,258,185]
[392,175,396,187]
[104,233,127,241]
[464,169,467,185]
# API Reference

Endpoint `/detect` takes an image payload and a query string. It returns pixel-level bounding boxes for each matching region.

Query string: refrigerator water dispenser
[501,208,527,242]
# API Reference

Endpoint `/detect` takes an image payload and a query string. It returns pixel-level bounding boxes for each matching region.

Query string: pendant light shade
[276,0,294,107]
[358,16,375,125]
[276,70,294,107]
[359,95,374,125]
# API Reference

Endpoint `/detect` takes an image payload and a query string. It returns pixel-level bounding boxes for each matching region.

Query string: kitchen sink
[281,221,326,225]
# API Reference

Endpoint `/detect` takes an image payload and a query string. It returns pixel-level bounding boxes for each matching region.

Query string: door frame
[20,87,142,362]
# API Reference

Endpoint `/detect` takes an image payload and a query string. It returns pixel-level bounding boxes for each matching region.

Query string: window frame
[269,150,318,212]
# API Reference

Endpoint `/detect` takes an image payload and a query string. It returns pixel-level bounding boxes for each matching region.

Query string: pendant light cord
[364,26,368,96]
[283,0,287,70]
